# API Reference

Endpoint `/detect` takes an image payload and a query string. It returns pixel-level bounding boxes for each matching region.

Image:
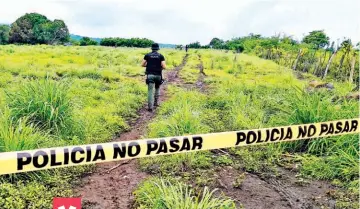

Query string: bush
[0,180,72,209]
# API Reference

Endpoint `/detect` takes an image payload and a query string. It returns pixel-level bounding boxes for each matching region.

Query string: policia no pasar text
[15,119,358,172]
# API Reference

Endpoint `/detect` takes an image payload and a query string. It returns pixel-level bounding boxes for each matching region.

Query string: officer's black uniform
[144,43,165,111]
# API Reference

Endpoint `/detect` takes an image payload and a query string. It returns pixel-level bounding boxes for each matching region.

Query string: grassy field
[0,45,185,208]
[0,46,358,208]
[137,50,359,208]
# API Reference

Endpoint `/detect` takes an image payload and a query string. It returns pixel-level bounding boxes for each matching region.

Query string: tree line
[0,13,154,48]
[70,37,153,47]
[99,37,153,48]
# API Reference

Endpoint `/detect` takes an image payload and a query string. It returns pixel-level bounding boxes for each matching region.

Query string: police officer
[141,43,167,112]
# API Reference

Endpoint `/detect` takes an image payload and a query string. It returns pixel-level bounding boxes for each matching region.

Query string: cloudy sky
[0,0,359,45]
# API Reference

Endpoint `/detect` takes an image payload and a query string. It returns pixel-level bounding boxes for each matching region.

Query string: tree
[349,43,359,83]
[323,50,337,79]
[9,13,69,44]
[9,13,49,44]
[0,24,10,44]
[36,20,69,44]
[248,33,262,39]
[175,45,183,50]
[281,35,297,45]
[338,39,352,70]
[292,49,302,70]
[209,37,224,49]
[302,30,329,49]
[188,41,201,49]
[234,44,244,53]
[80,37,98,46]
[327,41,335,52]
[349,51,357,83]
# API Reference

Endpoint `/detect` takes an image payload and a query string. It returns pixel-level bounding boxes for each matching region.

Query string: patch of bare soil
[166,54,188,86]
[74,55,188,209]
[215,167,336,209]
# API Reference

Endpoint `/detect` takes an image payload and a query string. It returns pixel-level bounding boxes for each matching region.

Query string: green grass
[134,177,236,209]
[0,45,185,208]
[0,181,72,209]
[6,78,80,139]
[140,87,212,175]
[138,48,358,207]
[0,108,48,152]
[0,45,358,208]
[179,52,201,84]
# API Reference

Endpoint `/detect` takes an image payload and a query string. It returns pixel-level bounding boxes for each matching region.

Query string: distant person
[185,45,188,52]
[141,43,167,112]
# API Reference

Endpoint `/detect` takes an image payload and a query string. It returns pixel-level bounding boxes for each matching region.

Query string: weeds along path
[195,53,207,92]
[74,54,189,209]
[181,52,208,92]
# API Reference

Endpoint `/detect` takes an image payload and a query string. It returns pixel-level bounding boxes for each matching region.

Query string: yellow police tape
[0,118,359,175]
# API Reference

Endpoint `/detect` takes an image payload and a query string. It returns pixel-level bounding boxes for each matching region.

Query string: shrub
[0,180,72,209]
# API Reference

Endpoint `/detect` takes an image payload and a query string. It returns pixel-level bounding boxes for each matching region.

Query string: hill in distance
[158,43,176,49]
[70,34,102,43]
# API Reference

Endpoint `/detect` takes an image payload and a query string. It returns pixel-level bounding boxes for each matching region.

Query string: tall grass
[0,108,48,152]
[277,86,359,190]
[200,48,359,194]
[140,87,212,174]
[0,108,60,183]
[5,78,82,139]
[280,87,358,154]
[0,45,186,209]
[147,87,210,137]
[134,177,236,209]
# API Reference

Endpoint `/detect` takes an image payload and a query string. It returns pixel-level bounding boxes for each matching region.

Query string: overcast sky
[0,0,359,45]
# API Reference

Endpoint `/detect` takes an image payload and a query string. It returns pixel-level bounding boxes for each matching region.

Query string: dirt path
[195,53,207,92]
[214,167,335,209]
[75,54,188,209]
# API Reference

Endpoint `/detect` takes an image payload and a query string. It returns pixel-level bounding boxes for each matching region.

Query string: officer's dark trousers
[147,74,162,109]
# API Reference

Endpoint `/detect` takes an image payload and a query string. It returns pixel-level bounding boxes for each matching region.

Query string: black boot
[154,98,159,107]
